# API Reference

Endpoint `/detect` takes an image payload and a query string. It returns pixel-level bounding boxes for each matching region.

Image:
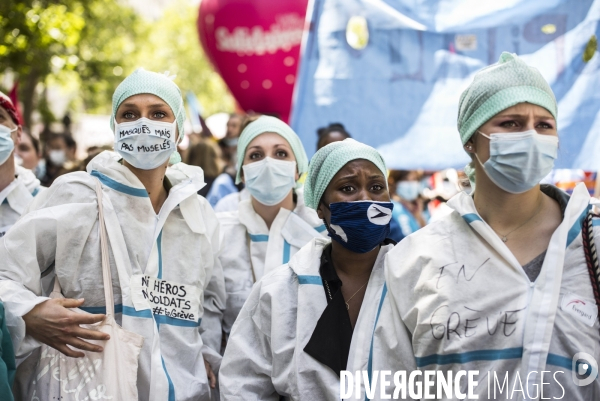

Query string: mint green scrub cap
[458,52,557,144]
[457,52,557,185]
[110,68,186,164]
[304,138,388,210]
[235,115,308,184]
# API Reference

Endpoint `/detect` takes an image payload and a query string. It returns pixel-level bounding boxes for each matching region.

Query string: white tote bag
[18,179,144,401]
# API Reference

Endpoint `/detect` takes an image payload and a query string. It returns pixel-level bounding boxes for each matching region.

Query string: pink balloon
[198,0,308,123]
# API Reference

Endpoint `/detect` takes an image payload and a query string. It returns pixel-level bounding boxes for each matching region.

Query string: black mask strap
[319,201,331,232]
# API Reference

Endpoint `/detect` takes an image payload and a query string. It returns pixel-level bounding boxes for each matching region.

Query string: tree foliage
[0,0,234,127]
[134,0,235,116]
[0,1,87,126]
[73,0,146,113]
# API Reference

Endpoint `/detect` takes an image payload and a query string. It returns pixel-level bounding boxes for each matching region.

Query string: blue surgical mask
[114,117,177,170]
[243,157,296,206]
[476,130,558,194]
[326,201,393,253]
[0,125,16,165]
[396,181,420,201]
[34,159,46,180]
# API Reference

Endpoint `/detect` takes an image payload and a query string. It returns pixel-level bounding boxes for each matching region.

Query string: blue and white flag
[291,0,600,170]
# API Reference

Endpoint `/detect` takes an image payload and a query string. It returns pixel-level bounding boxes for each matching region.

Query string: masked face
[468,103,558,194]
[243,157,297,206]
[0,125,16,165]
[475,130,558,193]
[395,180,421,201]
[48,149,66,167]
[318,160,392,253]
[114,117,177,170]
[0,106,20,166]
[325,201,393,253]
[114,94,178,170]
[242,132,298,206]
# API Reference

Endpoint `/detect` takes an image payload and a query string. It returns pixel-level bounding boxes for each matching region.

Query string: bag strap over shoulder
[94,178,115,316]
[582,211,600,316]
[51,180,115,316]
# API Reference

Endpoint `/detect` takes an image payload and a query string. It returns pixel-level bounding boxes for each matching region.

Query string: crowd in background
[13,128,114,188]
[9,99,595,252]
[0,51,599,401]
[182,117,467,239]
[15,112,462,240]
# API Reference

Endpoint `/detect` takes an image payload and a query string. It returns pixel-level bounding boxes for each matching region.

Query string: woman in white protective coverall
[220,138,416,400]
[202,115,327,352]
[383,52,600,400]
[0,69,225,401]
[0,91,44,238]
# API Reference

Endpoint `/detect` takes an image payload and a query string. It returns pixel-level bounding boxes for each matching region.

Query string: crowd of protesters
[0,51,598,401]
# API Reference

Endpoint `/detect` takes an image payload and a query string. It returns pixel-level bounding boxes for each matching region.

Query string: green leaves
[134,0,234,116]
[1,1,85,74]
[1,0,233,126]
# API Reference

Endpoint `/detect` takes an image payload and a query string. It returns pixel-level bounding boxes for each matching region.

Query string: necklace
[344,281,369,310]
[490,197,543,242]
[322,270,370,310]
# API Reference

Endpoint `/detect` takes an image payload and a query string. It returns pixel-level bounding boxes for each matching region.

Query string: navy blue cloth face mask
[325,201,394,253]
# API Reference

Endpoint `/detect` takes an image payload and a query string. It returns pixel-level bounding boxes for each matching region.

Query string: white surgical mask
[242,157,296,206]
[13,153,24,167]
[476,130,558,194]
[48,149,66,166]
[0,125,16,165]
[114,117,177,170]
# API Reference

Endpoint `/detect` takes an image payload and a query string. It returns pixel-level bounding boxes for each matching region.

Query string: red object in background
[8,83,23,126]
[197,0,308,123]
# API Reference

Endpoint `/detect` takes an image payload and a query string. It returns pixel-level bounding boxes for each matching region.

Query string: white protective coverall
[0,151,225,401]
[0,165,44,237]
[220,237,415,400]
[384,183,600,400]
[202,188,327,351]
[213,187,250,213]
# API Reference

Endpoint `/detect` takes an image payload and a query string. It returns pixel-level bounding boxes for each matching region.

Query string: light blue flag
[186,91,203,133]
[291,0,600,170]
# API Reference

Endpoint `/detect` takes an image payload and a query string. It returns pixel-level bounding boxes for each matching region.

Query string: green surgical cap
[235,115,308,184]
[110,68,186,163]
[304,138,388,210]
[457,52,557,145]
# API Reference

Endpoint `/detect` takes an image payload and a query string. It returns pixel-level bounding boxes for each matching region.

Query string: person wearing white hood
[0,91,44,238]
[220,139,416,400]
[383,52,600,399]
[0,69,225,401]
[202,116,327,352]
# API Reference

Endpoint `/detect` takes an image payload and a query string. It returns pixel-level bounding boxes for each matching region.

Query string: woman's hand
[23,298,110,358]
[204,358,217,389]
